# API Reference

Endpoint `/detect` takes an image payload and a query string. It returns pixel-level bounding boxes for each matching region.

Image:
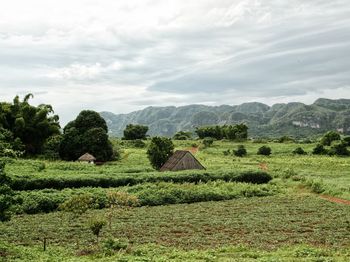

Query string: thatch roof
[78,153,96,162]
[160,150,205,172]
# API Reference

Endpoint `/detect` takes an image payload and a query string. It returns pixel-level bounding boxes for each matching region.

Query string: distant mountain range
[100,98,350,138]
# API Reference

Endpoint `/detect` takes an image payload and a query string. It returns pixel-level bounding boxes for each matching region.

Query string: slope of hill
[100,98,350,138]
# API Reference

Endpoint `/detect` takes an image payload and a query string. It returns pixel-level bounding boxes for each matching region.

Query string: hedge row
[13,181,279,214]
[10,171,272,191]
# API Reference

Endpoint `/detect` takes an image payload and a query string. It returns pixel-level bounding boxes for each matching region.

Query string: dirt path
[320,195,350,206]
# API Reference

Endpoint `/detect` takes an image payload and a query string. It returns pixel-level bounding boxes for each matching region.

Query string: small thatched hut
[78,153,96,164]
[160,150,205,172]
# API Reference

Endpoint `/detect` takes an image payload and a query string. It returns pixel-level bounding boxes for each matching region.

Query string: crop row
[13,181,279,214]
[10,170,272,191]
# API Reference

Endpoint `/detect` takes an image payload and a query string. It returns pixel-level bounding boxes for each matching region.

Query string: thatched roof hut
[160,150,205,172]
[78,153,96,163]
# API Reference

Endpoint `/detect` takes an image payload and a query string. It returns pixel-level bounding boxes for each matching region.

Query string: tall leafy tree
[0,94,60,155]
[59,110,115,161]
[147,137,174,170]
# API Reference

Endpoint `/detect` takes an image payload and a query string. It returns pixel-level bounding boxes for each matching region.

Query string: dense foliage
[195,124,248,140]
[147,137,174,170]
[257,146,272,156]
[11,170,272,191]
[0,94,60,155]
[233,145,247,157]
[59,110,114,161]
[0,162,15,221]
[320,131,341,146]
[123,124,148,140]
[173,131,192,140]
[292,147,307,155]
[14,180,276,214]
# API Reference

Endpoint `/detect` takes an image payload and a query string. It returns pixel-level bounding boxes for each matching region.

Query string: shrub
[102,238,128,255]
[343,136,350,146]
[292,147,307,155]
[131,139,146,148]
[234,145,247,157]
[123,124,148,140]
[278,136,295,143]
[147,137,174,170]
[173,131,192,140]
[59,194,97,216]
[0,161,15,222]
[312,144,328,155]
[223,149,231,156]
[11,170,272,191]
[328,142,350,156]
[88,217,106,244]
[320,131,341,146]
[202,137,214,148]
[257,146,271,156]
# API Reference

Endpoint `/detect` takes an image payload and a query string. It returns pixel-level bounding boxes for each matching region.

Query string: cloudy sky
[1,0,350,124]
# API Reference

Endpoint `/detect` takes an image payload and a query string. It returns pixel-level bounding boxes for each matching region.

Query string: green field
[1,140,350,261]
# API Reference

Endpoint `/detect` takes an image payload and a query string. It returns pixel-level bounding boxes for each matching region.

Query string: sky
[1,0,350,124]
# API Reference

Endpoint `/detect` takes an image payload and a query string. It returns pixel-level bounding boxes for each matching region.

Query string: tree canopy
[195,124,248,140]
[59,110,114,162]
[0,94,60,155]
[123,124,148,140]
[147,137,174,170]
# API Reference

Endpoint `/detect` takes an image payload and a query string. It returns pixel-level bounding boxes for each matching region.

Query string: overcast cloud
[0,0,350,124]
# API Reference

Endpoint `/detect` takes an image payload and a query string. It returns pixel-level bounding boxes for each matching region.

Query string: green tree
[293,147,307,155]
[257,146,272,156]
[59,111,115,162]
[173,131,192,140]
[320,131,341,146]
[88,217,106,244]
[0,161,15,222]
[42,135,63,159]
[0,95,60,155]
[234,145,247,157]
[123,124,148,140]
[312,144,328,155]
[147,137,174,170]
[328,142,350,156]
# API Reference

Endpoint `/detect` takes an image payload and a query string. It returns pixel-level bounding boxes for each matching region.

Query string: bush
[320,131,341,146]
[257,146,271,156]
[0,161,15,221]
[234,145,247,157]
[15,177,276,214]
[202,137,214,148]
[131,139,146,148]
[88,217,106,243]
[292,147,307,155]
[123,124,148,140]
[312,144,328,155]
[328,142,350,156]
[11,170,272,191]
[103,238,128,255]
[343,136,350,146]
[278,136,295,143]
[147,137,174,170]
[223,149,231,156]
[173,131,192,140]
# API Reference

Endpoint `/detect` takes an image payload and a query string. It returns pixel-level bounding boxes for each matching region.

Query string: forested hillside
[101,98,350,138]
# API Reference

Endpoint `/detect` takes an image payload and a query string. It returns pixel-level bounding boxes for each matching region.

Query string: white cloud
[0,0,350,124]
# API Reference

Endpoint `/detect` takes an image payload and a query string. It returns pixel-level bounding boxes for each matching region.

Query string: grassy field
[1,140,350,261]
